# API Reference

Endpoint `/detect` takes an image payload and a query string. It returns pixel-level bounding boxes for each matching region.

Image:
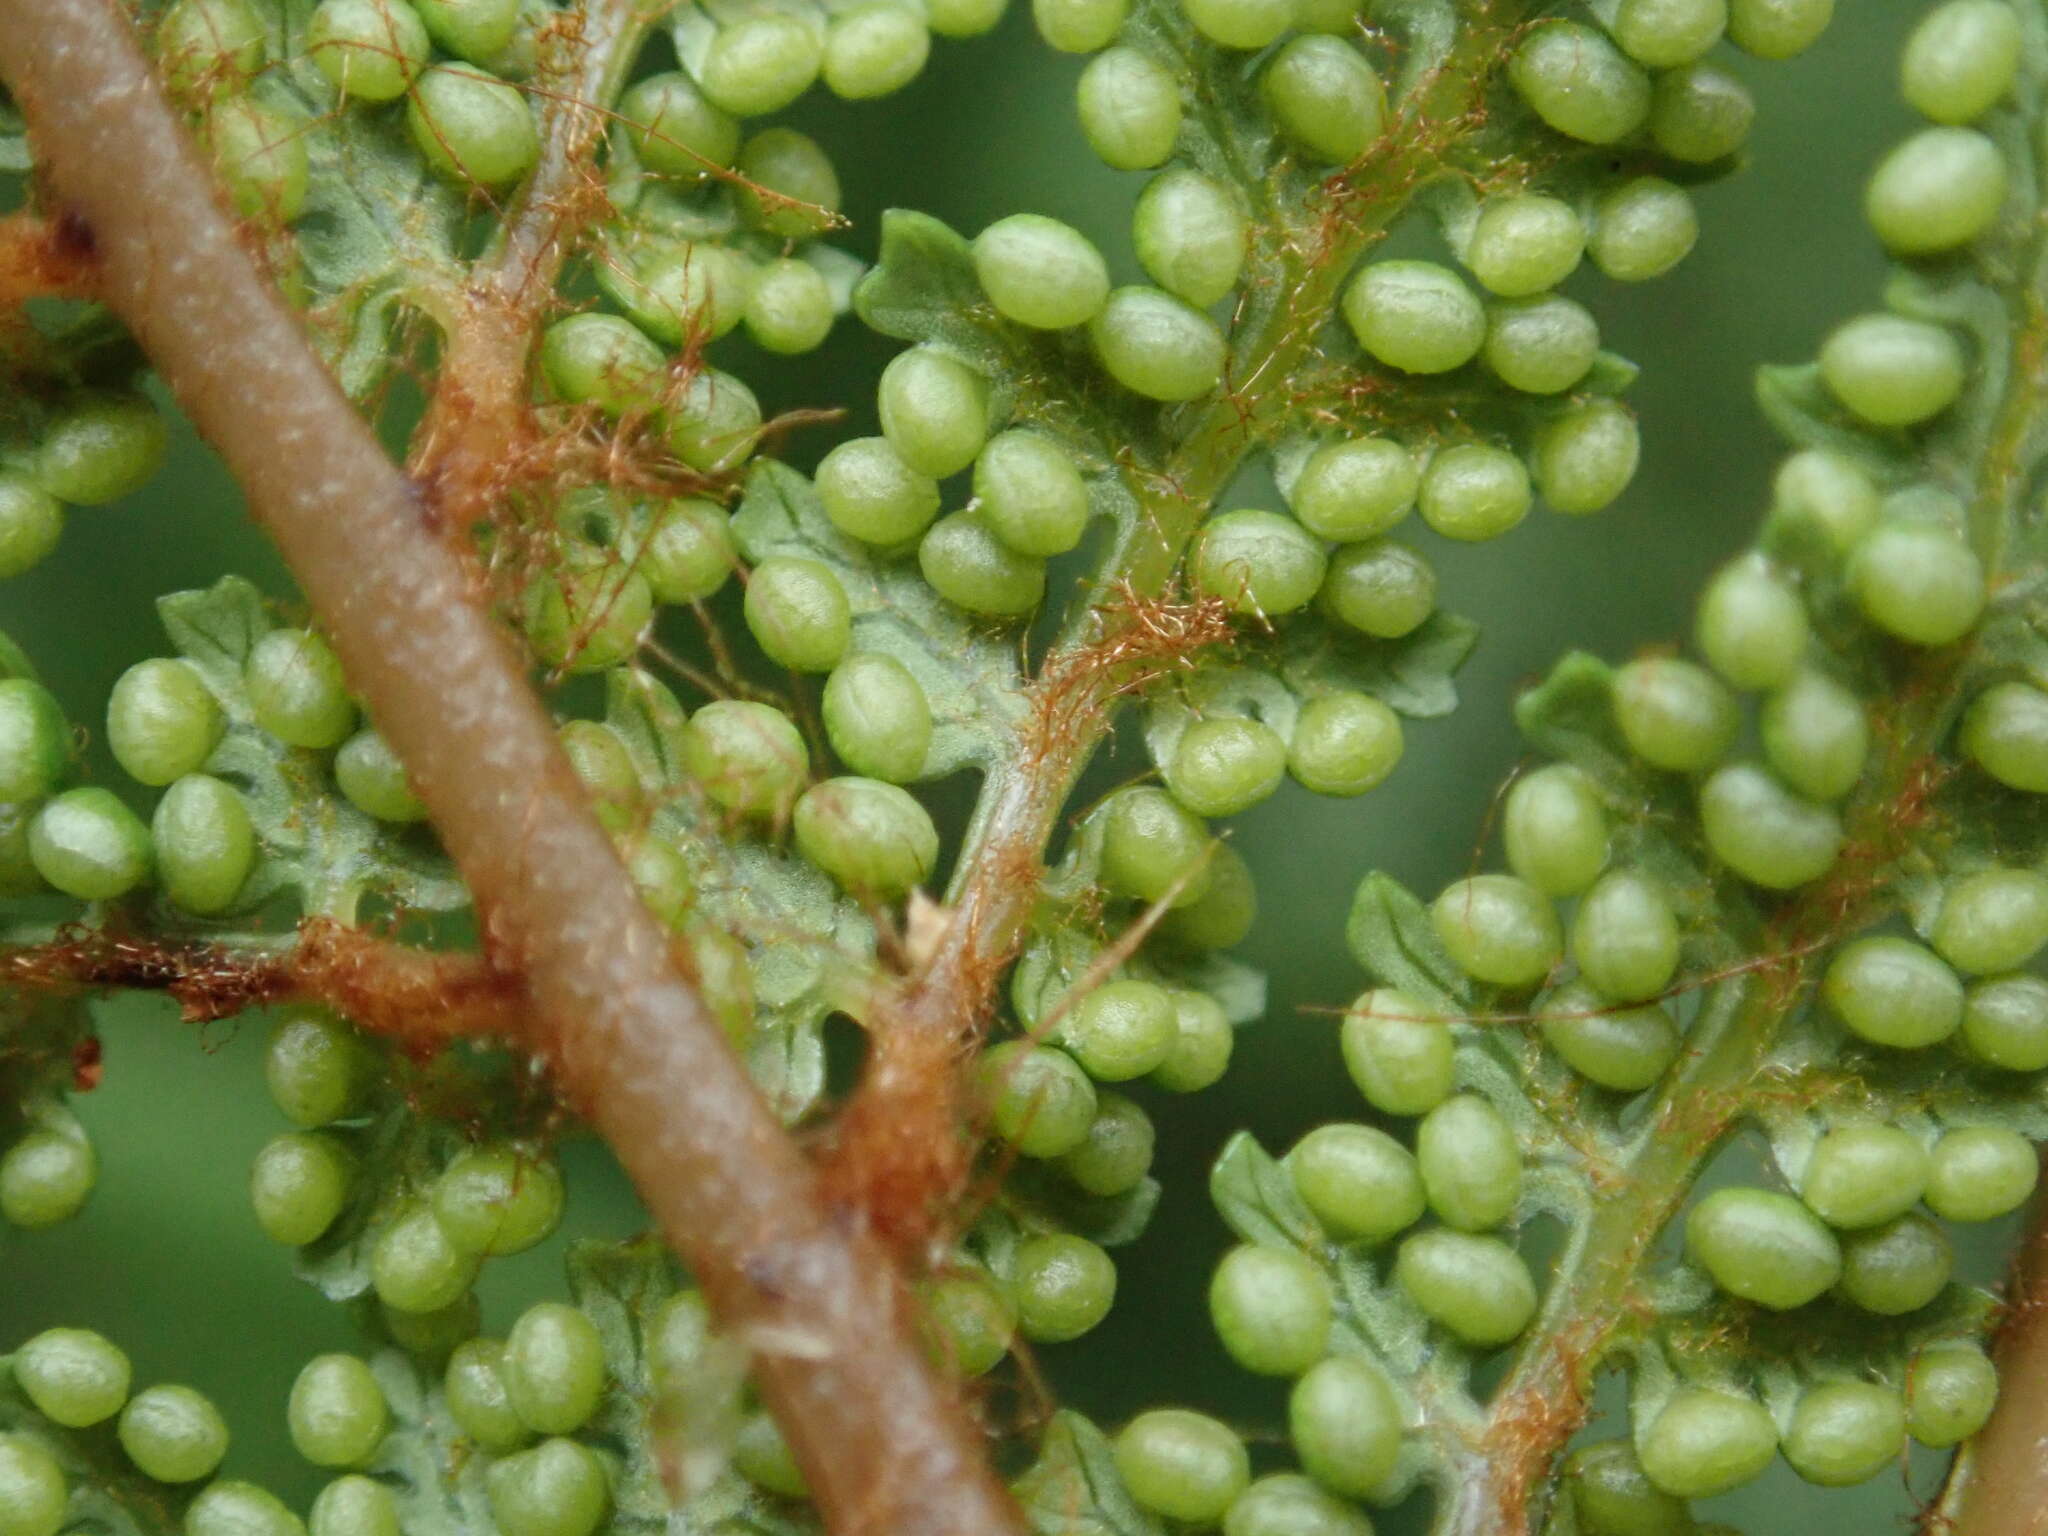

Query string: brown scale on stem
[3,919,526,1050]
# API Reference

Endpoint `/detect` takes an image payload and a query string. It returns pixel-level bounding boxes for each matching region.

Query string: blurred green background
[0,3,1994,1530]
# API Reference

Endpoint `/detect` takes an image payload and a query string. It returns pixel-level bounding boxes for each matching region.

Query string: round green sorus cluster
[1847,519,1985,648]
[1784,1381,1905,1486]
[36,392,169,507]
[524,557,654,675]
[501,1302,607,1435]
[1152,987,1235,1091]
[923,1272,1016,1376]
[1193,510,1326,616]
[153,772,256,915]
[433,1143,565,1255]
[1926,1125,2037,1219]
[1287,1122,1424,1244]
[638,499,736,605]
[119,1382,230,1483]
[1933,866,2048,974]
[15,1327,132,1428]
[371,1202,481,1314]
[1907,1344,1999,1446]
[203,95,310,222]
[1651,61,1757,162]
[1098,785,1213,908]
[1089,286,1227,402]
[1771,447,1883,551]
[1903,0,2021,123]
[1287,692,1404,796]
[250,1131,356,1245]
[289,1353,390,1469]
[1418,444,1532,542]
[1077,47,1182,169]
[1961,971,2048,1070]
[1430,872,1561,990]
[1393,1228,1538,1346]
[611,242,749,347]
[1463,195,1584,298]
[1962,680,2048,792]
[335,729,427,823]
[1222,1474,1374,1536]
[878,347,989,478]
[1697,760,1843,889]
[919,512,1047,616]
[1685,1186,1841,1308]
[823,653,933,782]
[1509,21,1650,144]
[265,1009,377,1128]
[1638,1387,1778,1499]
[27,787,153,902]
[1342,260,1484,376]
[792,776,939,896]
[1261,36,1385,164]
[971,214,1109,330]
[1728,0,1834,58]
[681,699,807,818]
[157,0,267,98]
[1132,169,1247,308]
[973,431,1091,557]
[0,473,64,580]
[107,658,223,786]
[1820,313,1967,428]
[1166,716,1287,817]
[697,14,823,116]
[0,1110,97,1229]
[1539,985,1680,1092]
[1570,869,1680,1002]
[0,1436,68,1536]
[1799,1121,1929,1230]
[745,258,837,354]
[1589,178,1700,282]
[1503,763,1607,896]
[1533,400,1642,515]
[822,4,931,99]
[1034,0,1125,52]
[744,557,851,672]
[981,1040,1098,1158]
[0,679,68,804]
[1341,988,1454,1115]
[1416,1093,1522,1231]
[447,1338,532,1452]
[406,62,539,186]
[1289,1355,1401,1498]
[1482,294,1599,397]
[1115,1410,1248,1525]
[1012,1231,1118,1342]
[246,628,357,749]
[1058,1091,1155,1196]
[665,369,763,476]
[1823,935,1964,1049]
[1838,1211,1952,1315]
[1058,979,1177,1081]
[815,436,938,548]
[1288,437,1417,543]
[1155,842,1256,949]
[1762,668,1868,801]
[1695,555,1807,691]
[539,314,664,416]
[486,1436,610,1536]
[1564,1442,1690,1536]
[1866,126,2007,256]
[188,1482,307,1536]
[309,0,433,102]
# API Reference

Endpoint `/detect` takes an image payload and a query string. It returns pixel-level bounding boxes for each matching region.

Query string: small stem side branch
[0,7,1019,1534]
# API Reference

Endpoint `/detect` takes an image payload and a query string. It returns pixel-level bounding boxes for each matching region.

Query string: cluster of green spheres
[249,1008,569,1342]
[19,619,422,916]
[0,1324,347,1532]
[0,391,167,584]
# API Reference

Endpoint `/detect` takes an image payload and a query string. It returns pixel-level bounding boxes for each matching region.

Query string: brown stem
[2,919,525,1050]
[0,7,1018,1534]
[1928,1151,2048,1536]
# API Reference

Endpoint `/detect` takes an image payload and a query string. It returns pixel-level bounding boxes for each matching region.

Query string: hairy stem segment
[408,0,652,533]
[1936,1152,2048,1536]
[891,3,1519,1121]
[0,7,1019,1534]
